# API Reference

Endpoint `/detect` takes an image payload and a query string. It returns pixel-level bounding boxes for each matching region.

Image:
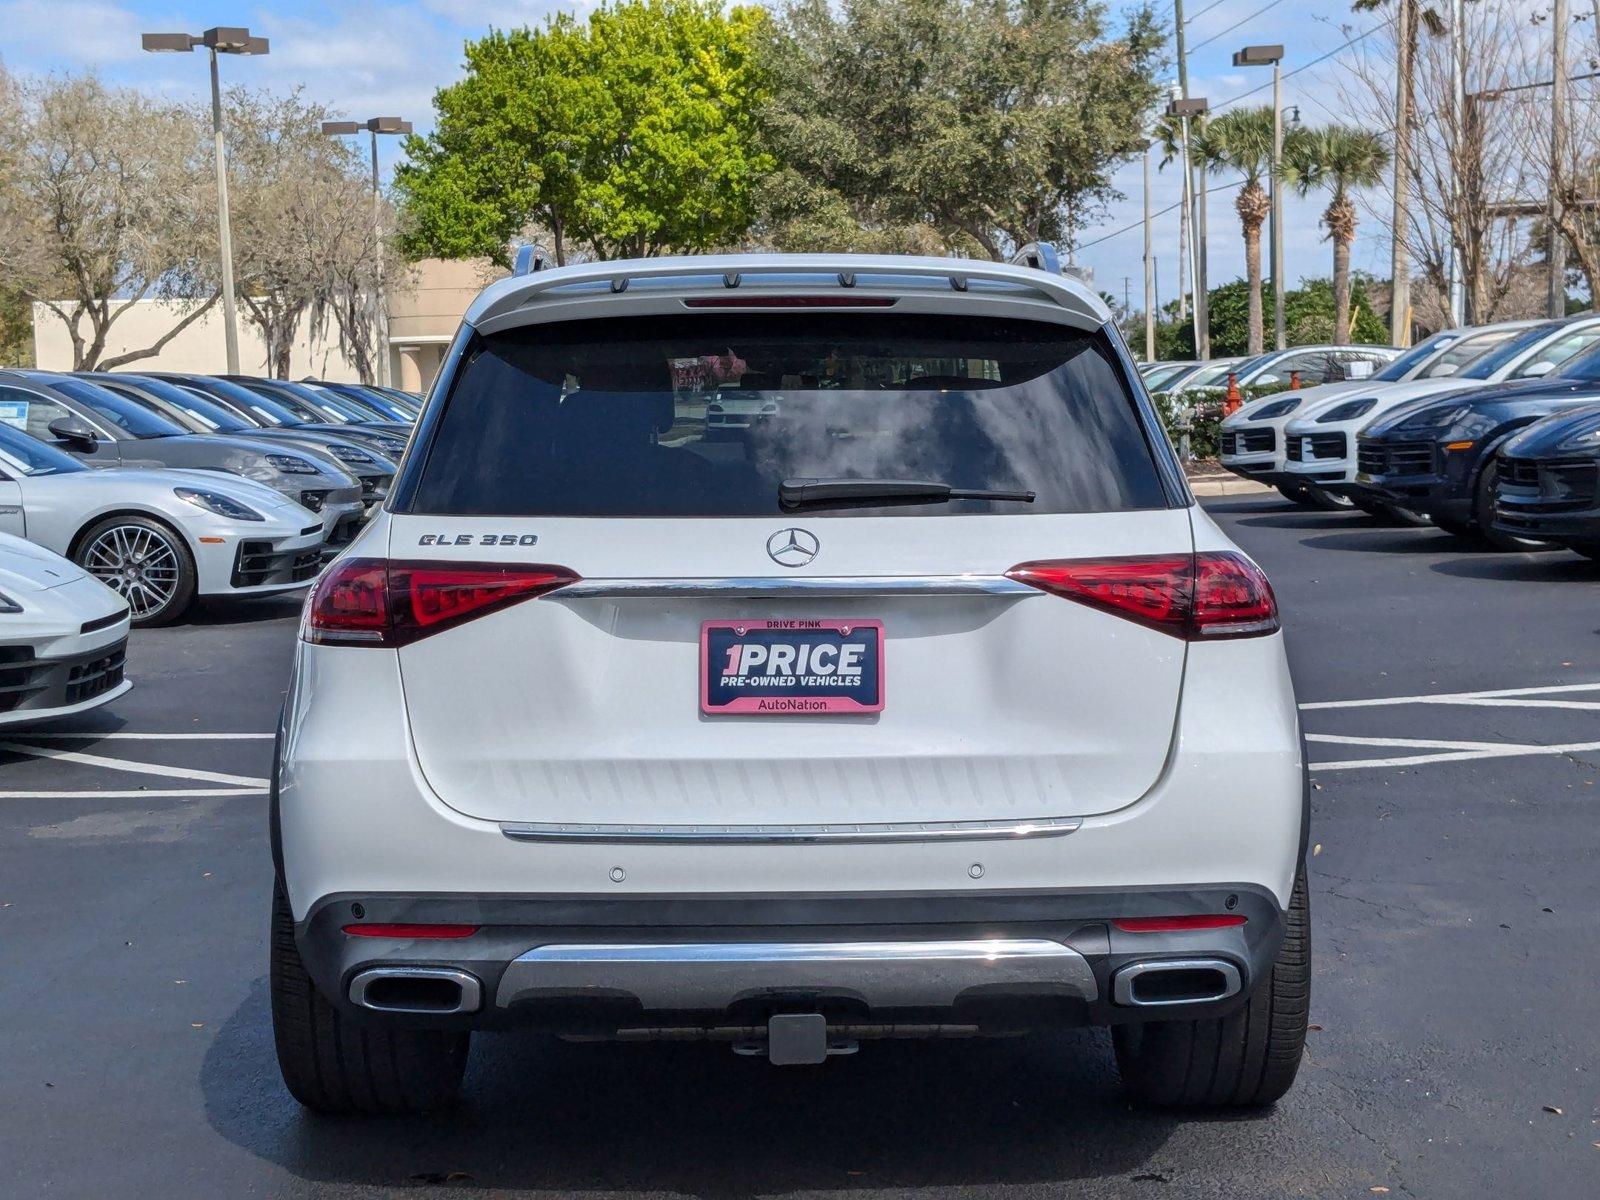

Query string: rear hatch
[388,308,1193,825]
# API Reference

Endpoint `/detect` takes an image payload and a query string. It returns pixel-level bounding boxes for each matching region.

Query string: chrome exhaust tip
[1112,959,1242,1007]
[348,967,482,1014]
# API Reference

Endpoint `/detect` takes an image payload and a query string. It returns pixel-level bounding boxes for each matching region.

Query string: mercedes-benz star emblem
[766,527,820,568]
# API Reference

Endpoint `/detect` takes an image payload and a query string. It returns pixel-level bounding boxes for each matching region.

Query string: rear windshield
[408,313,1169,517]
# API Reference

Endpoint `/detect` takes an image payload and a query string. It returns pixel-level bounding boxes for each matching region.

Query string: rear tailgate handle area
[557,575,1040,599]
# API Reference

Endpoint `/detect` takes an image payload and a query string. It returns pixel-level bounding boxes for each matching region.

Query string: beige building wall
[30,258,501,392]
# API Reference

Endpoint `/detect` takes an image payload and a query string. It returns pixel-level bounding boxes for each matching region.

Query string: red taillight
[1113,915,1248,933]
[1005,552,1278,639]
[342,923,480,939]
[305,558,579,647]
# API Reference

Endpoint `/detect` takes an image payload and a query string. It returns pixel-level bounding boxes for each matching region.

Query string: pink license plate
[700,619,885,715]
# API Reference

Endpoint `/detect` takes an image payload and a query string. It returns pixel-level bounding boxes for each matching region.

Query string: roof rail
[1010,242,1063,274]
[512,244,552,276]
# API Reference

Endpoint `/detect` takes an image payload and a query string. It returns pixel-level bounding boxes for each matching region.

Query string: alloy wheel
[82,524,183,619]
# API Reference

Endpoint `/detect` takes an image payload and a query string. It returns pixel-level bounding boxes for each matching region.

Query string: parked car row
[1212,315,1600,558]
[1139,343,1401,398]
[0,370,418,632]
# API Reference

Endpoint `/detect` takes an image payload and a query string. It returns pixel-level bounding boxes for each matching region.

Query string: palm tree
[1284,125,1390,344]
[1194,107,1276,354]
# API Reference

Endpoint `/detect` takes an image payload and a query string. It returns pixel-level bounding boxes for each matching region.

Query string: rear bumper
[295,884,1284,1033]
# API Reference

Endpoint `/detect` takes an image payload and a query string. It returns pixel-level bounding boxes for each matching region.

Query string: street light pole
[1550,0,1569,319]
[141,27,268,377]
[1168,95,1210,360]
[1143,140,1156,363]
[323,117,412,387]
[1235,46,1288,352]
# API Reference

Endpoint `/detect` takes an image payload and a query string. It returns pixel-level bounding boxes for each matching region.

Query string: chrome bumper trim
[496,938,1099,1011]
[499,815,1083,845]
[556,575,1038,599]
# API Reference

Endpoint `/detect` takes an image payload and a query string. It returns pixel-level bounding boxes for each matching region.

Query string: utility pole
[1174,0,1209,358]
[1144,141,1157,362]
[1448,0,1466,326]
[1169,93,1210,359]
[1236,46,1288,351]
[1550,0,1569,318]
[1389,0,1415,346]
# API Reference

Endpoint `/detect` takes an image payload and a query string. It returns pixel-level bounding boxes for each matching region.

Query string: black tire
[73,514,197,626]
[1432,514,1479,540]
[1276,484,1316,507]
[1113,865,1310,1108]
[1472,460,1553,552]
[270,882,469,1114]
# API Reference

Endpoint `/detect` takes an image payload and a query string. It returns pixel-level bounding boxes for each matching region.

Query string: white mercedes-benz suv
[272,249,1309,1114]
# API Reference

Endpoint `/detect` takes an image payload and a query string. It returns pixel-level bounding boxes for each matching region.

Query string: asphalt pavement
[1,495,1597,1198]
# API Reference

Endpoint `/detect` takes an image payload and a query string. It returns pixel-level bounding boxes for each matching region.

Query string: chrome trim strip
[1111,959,1242,1007]
[348,966,483,1014]
[557,574,1038,599]
[499,815,1082,845]
[497,938,1099,1011]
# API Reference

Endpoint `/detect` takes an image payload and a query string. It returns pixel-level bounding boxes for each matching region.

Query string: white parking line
[0,741,269,789]
[1301,681,1600,710]
[1311,740,1600,772]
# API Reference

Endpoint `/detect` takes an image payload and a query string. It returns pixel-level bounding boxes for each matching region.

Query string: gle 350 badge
[700,619,884,715]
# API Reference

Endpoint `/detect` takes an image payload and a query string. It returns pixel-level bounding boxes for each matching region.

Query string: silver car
[0,370,363,545]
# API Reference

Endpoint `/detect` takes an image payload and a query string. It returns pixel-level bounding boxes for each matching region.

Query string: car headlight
[1318,398,1377,423]
[1398,403,1471,433]
[328,445,374,465]
[266,453,319,475]
[0,588,21,614]
[174,487,265,521]
[374,438,408,455]
[1250,398,1301,420]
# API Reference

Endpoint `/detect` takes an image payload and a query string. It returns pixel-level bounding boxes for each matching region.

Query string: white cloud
[0,0,145,68]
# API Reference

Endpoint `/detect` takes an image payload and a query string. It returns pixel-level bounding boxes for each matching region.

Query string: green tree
[1194,107,1282,355]
[1155,276,1386,359]
[760,0,1163,258]
[1284,125,1390,345]
[396,0,771,265]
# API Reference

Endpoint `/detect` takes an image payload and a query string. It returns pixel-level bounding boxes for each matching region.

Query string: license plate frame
[700,619,885,716]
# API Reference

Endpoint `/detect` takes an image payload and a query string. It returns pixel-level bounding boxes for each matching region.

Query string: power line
[1189,0,1288,53]
[1076,178,1246,252]
[1184,0,1236,26]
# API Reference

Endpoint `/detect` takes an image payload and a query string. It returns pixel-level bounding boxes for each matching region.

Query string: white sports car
[0,424,324,626]
[0,531,131,727]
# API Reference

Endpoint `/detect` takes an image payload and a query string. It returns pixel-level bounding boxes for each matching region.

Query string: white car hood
[97,467,305,513]
[1220,379,1371,429]
[1288,376,1480,428]
[0,531,86,590]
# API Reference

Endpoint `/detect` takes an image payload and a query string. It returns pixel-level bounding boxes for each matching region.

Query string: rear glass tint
[409,313,1169,517]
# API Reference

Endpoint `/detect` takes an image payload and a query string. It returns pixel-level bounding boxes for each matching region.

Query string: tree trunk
[1324,193,1359,345]
[1236,180,1270,355]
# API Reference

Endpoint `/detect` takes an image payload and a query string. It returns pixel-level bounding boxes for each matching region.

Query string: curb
[1188,477,1275,497]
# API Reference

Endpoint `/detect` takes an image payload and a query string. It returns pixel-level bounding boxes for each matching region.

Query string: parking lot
[0,492,1594,1198]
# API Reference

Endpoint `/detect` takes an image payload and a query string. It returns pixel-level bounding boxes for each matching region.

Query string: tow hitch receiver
[730,1014,860,1064]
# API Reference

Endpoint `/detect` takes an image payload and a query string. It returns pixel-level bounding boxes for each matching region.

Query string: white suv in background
[272,250,1309,1114]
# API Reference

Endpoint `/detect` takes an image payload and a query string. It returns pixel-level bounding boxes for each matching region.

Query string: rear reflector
[342,923,480,939]
[305,558,579,647]
[1005,552,1278,639]
[1113,915,1248,933]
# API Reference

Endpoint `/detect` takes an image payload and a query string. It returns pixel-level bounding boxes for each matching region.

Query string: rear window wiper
[779,477,1036,510]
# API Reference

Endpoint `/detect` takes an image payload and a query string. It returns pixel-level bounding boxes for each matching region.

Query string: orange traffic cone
[1224,372,1243,415]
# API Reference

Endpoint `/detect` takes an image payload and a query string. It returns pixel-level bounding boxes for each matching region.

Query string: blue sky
[0,0,1399,306]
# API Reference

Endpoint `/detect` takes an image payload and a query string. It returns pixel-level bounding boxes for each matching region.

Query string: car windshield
[1552,341,1600,381]
[410,312,1170,518]
[1142,363,1193,390]
[112,377,257,432]
[1372,331,1459,382]
[50,378,186,438]
[320,383,411,421]
[1512,323,1600,378]
[0,423,88,476]
[1177,359,1246,389]
[240,380,342,423]
[1419,328,1521,378]
[179,377,297,426]
[1457,322,1562,380]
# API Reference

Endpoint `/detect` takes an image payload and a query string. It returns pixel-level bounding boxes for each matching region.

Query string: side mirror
[1521,360,1555,378]
[47,416,98,452]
